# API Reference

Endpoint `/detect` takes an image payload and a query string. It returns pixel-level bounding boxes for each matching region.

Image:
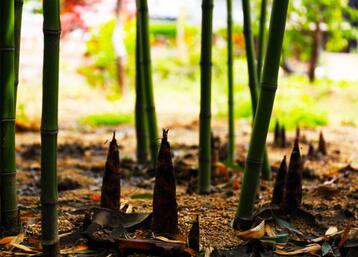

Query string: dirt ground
[0,119,357,256]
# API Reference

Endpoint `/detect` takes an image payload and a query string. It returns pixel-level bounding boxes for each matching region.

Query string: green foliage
[78,19,117,88]
[79,18,199,91]
[151,21,177,38]
[285,0,358,60]
[80,113,133,127]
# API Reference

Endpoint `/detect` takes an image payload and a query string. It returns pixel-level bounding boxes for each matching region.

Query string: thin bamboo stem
[41,0,61,255]
[137,0,158,167]
[227,0,235,163]
[0,0,19,232]
[241,0,271,180]
[14,0,23,105]
[198,0,214,194]
[235,0,289,228]
[257,0,267,82]
[135,12,149,164]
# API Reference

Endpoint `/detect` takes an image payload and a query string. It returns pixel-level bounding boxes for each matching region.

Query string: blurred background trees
[14,0,358,131]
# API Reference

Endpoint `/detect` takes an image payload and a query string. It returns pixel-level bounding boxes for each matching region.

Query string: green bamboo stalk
[14,0,23,105]
[0,0,19,233]
[41,0,61,255]
[137,0,158,167]
[234,0,289,229]
[135,12,149,164]
[227,0,235,163]
[257,0,267,81]
[198,0,214,194]
[241,0,271,180]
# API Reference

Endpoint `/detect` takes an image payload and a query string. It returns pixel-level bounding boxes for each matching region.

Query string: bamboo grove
[0,0,291,254]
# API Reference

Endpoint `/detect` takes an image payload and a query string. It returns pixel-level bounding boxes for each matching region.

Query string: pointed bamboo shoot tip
[293,138,300,151]
[162,128,169,140]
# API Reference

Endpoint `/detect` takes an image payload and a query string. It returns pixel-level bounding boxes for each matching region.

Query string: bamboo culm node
[234,0,290,228]
[241,0,272,181]
[198,0,214,194]
[0,0,20,233]
[137,0,159,167]
[134,11,149,164]
[41,0,61,254]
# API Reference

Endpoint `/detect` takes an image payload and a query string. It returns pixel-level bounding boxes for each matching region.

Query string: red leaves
[100,132,121,210]
[151,129,179,236]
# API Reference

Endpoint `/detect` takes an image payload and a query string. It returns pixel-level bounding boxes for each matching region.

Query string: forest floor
[0,119,357,256]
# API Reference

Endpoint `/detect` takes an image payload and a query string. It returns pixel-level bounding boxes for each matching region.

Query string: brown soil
[0,120,357,256]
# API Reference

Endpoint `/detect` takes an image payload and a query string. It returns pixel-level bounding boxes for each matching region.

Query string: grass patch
[80,113,133,127]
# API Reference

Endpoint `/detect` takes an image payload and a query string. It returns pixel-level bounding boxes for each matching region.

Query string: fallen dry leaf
[154,236,186,245]
[274,243,321,256]
[265,224,276,237]
[60,245,89,254]
[325,226,338,237]
[10,243,39,253]
[90,193,101,202]
[237,220,265,240]
[0,236,16,245]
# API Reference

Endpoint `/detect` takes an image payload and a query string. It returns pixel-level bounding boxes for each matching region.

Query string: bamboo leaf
[272,214,303,236]
[221,161,244,171]
[322,241,335,256]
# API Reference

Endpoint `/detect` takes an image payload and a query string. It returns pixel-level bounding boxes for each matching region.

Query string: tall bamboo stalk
[241,0,271,180]
[135,12,149,163]
[137,0,158,167]
[227,0,235,163]
[257,0,267,81]
[234,0,289,229]
[0,0,19,232]
[198,0,214,194]
[41,0,61,254]
[14,0,23,105]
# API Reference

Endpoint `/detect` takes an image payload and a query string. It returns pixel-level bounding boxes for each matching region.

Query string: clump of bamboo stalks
[234,0,290,229]
[241,0,272,181]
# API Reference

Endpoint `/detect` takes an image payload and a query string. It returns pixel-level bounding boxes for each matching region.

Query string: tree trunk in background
[308,22,321,83]
[113,0,127,94]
